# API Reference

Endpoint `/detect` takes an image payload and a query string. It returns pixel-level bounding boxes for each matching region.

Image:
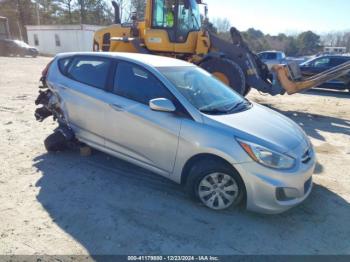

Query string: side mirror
[149,98,176,113]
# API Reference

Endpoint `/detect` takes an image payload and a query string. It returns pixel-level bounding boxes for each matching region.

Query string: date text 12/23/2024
[127,256,219,261]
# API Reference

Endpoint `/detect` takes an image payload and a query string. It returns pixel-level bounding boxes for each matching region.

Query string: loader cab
[151,0,201,43]
[145,0,203,53]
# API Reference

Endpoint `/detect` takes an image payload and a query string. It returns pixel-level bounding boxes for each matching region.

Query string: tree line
[0,0,143,41]
[1,0,349,56]
[212,17,350,56]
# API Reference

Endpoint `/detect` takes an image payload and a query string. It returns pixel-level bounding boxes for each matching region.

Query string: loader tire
[200,58,246,96]
[44,131,67,152]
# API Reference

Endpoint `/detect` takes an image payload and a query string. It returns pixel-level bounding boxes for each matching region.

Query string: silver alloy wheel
[198,172,239,210]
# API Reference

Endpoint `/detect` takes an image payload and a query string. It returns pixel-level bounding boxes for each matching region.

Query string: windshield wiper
[200,100,251,115]
[199,108,230,115]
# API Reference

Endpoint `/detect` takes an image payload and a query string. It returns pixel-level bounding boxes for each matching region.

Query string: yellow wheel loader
[93,0,350,96]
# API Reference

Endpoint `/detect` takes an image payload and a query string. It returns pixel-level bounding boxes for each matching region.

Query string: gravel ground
[0,56,349,255]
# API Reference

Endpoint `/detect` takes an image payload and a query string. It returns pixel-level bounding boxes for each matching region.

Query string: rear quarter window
[66,56,111,90]
[58,57,72,74]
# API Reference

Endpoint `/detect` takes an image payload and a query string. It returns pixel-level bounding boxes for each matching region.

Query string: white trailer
[25,24,104,55]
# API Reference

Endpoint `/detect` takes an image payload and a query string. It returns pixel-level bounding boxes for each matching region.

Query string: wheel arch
[180,153,247,206]
[181,153,237,185]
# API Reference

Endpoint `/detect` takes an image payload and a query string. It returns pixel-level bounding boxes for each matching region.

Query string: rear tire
[200,58,247,96]
[44,131,67,152]
[185,158,245,210]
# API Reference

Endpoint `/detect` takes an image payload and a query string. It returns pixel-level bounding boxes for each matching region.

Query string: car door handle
[109,103,124,112]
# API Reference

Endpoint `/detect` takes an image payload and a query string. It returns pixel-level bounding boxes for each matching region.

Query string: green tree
[284,37,297,56]
[34,0,62,25]
[130,0,146,20]
[56,0,76,24]
[241,28,271,52]
[246,28,264,39]
[74,0,113,25]
[297,31,321,55]
[0,0,36,40]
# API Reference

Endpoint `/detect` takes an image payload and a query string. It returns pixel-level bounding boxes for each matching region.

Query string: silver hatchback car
[35,52,315,214]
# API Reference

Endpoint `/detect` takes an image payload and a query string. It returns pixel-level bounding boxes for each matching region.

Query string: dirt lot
[0,56,349,255]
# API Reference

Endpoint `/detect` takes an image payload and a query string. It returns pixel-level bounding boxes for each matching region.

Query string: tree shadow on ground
[258,102,350,141]
[33,150,350,255]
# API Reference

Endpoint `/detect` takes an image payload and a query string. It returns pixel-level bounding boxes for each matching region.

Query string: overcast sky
[205,0,350,35]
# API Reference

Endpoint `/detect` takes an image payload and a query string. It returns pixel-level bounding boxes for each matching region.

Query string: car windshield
[14,40,30,48]
[158,66,250,115]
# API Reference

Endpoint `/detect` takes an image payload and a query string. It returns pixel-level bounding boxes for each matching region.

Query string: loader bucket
[273,60,350,95]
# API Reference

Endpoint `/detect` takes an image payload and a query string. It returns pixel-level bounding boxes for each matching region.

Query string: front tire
[186,159,245,210]
[200,58,247,96]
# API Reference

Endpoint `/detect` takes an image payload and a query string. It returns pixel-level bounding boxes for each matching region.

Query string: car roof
[311,55,350,60]
[56,52,194,68]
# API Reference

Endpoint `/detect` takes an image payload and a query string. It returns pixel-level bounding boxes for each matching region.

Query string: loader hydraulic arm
[272,60,350,95]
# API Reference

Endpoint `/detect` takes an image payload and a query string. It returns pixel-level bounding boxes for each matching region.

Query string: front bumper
[234,156,316,214]
[27,48,39,56]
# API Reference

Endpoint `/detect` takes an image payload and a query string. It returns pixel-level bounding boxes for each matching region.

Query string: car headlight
[237,139,295,169]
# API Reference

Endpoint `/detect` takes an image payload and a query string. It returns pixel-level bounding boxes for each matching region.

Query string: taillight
[42,60,53,78]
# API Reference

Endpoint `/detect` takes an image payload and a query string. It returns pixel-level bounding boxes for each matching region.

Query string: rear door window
[329,57,348,67]
[113,62,173,105]
[67,56,111,90]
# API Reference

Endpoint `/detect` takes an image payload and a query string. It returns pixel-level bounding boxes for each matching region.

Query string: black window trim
[109,58,193,119]
[61,55,115,91]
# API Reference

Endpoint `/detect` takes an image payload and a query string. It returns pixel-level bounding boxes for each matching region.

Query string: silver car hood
[203,102,308,157]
